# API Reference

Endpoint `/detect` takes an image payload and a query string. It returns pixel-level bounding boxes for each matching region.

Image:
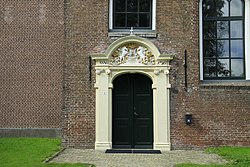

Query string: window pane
[231,40,244,57]
[202,0,245,79]
[204,21,216,39]
[231,59,244,77]
[203,0,211,17]
[217,40,229,57]
[204,59,217,77]
[217,59,230,77]
[139,0,150,12]
[230,21,243,38]
[127,13,138,27]
[230,0,243,16]
[217,21,229,38]
[204,40,216,58]
[127,0,138,12]
[203,0,229,17]
[139,14,150,27]
[203,0,216,17]
[115,13,126,27]
[115,0,125,12]
[113,0,152,29]
[215,0,229,17]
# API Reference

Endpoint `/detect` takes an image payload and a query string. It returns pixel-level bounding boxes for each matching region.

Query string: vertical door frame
[92,36,174,151]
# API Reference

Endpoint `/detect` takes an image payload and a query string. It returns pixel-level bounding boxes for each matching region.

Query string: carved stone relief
[110,43,155,65]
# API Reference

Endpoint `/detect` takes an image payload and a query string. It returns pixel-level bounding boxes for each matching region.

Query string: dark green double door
[112,74,153,149]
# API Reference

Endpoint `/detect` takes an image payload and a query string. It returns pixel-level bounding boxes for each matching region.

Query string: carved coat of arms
[110,43,155,65]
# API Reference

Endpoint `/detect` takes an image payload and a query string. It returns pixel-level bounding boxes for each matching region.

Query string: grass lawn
[0,138,93,167]
[1,138,249,167]
[176,146,250,167]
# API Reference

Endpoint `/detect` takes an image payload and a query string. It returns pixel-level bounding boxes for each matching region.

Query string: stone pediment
[92,36,174,67]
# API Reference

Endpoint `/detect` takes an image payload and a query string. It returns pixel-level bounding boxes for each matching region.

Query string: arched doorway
[91,35,173,151]
[112,74,153,149]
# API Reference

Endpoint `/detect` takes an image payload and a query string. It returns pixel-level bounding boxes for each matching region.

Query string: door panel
[112,75,132,148]
[112,74,153,149]
[133,74,153,148]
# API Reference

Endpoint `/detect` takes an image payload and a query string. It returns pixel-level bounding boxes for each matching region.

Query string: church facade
[1,0,249,150]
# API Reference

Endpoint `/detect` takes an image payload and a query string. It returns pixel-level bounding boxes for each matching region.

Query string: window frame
[200,0,250,80]
[109,0,156,31]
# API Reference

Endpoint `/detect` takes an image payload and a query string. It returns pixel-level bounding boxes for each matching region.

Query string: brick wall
[1,0,248,149]
[0,0,64,130]
[63,0,249,149]
[171,85,250,150]
[62,0,106,148]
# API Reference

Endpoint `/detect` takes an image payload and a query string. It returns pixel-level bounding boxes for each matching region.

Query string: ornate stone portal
[91,36,174,151]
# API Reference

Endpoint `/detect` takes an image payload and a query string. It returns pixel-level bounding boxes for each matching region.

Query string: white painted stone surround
[92,36,174,151]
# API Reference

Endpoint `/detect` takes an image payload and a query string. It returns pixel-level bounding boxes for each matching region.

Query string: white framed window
[109,0,156,31]
[200,0,250,80]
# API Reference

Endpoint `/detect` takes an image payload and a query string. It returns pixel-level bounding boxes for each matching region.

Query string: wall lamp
[185,113,192,125]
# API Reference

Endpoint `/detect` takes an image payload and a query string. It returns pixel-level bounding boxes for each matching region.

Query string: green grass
[0,138,93,167]
[1,139,249,167]
[176,146,250,167]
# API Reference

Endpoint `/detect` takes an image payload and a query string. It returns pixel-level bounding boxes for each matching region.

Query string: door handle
[134,112,139,116]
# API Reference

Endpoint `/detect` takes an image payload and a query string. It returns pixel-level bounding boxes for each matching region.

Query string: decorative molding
[100,61,108,65]
[96,69,104,75]
[164,70,170,75]
[106,69,111,75]
[154,69,170,75]
[95,69,111,75]
[157,61,168,65]
[154,69,161,75]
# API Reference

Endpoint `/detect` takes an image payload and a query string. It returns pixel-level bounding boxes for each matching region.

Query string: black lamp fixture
[185,113,192,125]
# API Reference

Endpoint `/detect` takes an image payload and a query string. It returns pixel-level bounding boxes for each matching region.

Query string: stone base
[154,143,171,151]
[0,128,62,138]
[95,142,112,151]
